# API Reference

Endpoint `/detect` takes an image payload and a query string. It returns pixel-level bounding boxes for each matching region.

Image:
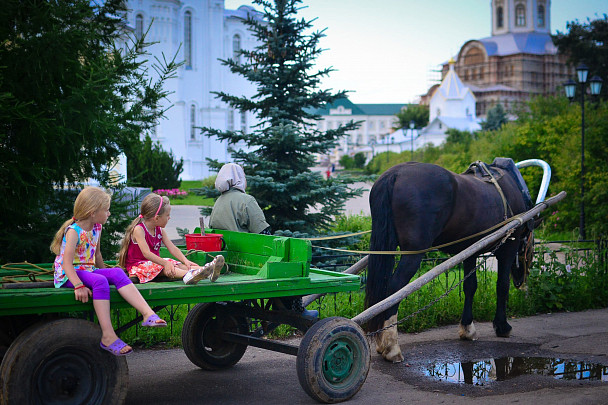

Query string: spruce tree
[482,103,508,131]
[204,0,361,234]
[0,0,179,262]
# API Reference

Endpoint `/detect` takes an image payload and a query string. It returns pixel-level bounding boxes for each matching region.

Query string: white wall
[124,0,260,180]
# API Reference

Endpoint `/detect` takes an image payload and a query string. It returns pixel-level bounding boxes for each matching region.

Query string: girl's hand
[164,261,176,277]
[184,259,198,269]
[74,286,92,303]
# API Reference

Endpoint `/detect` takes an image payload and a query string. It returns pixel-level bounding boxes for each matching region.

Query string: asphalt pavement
[124,308,608,404]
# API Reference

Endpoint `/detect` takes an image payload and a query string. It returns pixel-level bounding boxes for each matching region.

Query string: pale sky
[224,0,606,104]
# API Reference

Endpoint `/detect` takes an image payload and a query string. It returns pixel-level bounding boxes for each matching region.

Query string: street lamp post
[563,63,603,240]
[409,120,415,161]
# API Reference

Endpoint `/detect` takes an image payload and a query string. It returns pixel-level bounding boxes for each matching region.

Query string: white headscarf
[215,163,247,193]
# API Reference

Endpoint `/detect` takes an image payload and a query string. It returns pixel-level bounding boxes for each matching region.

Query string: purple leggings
[63,267,132,300]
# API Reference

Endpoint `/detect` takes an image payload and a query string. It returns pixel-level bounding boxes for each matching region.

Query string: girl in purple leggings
[51,186,166,356]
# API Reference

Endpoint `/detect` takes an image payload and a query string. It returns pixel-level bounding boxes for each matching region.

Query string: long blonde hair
[118,193,170,268]
[50,187,111,255]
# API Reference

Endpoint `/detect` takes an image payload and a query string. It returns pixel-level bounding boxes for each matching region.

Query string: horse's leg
[459,256,478,340]
[493,241,518,337]
[375,254,424,363]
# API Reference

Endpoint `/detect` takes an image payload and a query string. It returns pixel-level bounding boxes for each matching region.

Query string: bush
[353,152,366,169]
[339,155,355,170]
[126,136,183,190]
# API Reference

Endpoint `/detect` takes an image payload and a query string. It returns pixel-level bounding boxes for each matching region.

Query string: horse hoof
[493,322,512,338]
[382,345,404,363]
[458,322,477,341]
[374,333,383,353]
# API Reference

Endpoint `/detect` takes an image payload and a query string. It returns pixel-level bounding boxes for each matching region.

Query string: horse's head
[511,217,543,288]
[511,233,532,288]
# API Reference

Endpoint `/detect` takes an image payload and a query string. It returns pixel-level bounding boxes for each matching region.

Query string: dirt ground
[125,308,608,404]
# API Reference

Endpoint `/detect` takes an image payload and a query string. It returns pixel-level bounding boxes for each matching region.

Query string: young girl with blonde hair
[118,193,224,285]
[51,186,166,357]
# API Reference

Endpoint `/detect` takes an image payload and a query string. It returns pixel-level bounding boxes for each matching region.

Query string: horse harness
[466,161,513,221]
[466,160,534,280]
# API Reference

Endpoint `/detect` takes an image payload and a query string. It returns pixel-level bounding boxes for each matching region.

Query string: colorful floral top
[53,222,102,288]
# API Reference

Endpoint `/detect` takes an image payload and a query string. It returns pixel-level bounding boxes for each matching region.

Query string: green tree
[394,104,429,130]
[353,152,366,169]
[127,136,183,191]
[0,0,179,262]
[203,0,361,233]
[553,15,608,99]
[481,103,508,131]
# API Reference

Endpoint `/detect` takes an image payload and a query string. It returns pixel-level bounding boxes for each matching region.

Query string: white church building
[418,60,481,142]
[123,1,262,180]
[383,60,481,157]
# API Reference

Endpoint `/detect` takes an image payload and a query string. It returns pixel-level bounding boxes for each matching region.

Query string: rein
[310,212,527,255]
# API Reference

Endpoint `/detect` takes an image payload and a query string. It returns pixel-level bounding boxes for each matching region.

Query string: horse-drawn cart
[0,230,366,404]
[0,160,566,404]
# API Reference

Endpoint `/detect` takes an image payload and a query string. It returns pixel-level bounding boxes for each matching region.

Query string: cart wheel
[182,303,248,370]
[296,317,370,404]
[0,318,128,405]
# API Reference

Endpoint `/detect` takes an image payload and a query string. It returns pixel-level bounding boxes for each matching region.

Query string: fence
[112,238,608,344]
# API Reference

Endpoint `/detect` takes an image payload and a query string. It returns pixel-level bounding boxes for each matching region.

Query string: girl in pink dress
[118,193,224,284]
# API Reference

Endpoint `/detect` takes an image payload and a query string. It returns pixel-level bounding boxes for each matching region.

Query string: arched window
[515,4,526,27]
[135,14,143,43]
[537,4,545,27]
[184,11,192,68]
[464,47,483,65]
[190,105,196,140]
[233,34,241,64]
[436,108,441,117]
[496,6,504,28]
[240,111,247,134]
[227,109,234,131]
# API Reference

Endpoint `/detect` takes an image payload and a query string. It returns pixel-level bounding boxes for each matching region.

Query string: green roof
[308,97,410,116]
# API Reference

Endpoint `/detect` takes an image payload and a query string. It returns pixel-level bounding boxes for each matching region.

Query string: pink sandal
[141,313,167,327]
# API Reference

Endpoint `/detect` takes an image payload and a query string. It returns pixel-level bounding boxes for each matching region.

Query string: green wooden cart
[0,229,369,404]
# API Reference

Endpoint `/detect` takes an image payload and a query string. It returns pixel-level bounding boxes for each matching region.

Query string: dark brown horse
[366,158,534,362]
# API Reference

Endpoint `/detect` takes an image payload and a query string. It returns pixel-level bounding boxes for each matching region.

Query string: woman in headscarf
[209,163,317,319]
[209,163,270,234]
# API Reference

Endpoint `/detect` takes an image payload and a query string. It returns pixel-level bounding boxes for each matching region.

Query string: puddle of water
[423,357,608,385]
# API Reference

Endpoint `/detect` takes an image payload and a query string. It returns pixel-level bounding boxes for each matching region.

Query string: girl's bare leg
[116,284,162,324]
[94,299,132,354]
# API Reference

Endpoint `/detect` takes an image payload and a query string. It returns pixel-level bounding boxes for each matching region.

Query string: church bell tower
[491,0,551,36]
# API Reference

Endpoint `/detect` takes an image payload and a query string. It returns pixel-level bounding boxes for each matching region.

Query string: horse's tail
[365,170,400,332]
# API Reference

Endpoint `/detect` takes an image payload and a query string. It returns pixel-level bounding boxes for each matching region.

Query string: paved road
[125,308,608,404]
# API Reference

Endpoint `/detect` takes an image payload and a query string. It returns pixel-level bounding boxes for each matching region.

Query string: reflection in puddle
[423,357,608,385]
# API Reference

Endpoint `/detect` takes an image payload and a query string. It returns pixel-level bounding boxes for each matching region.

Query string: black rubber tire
[181,303,248,370]
[296,317,370,404]
[0,318,128,405]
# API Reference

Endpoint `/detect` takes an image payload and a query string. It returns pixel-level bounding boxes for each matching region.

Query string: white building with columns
[123,1,261,180]
[309,98,407,165]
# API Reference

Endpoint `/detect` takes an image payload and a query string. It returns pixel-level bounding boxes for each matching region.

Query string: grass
[168,180,215,206]
[109,214,608,346]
